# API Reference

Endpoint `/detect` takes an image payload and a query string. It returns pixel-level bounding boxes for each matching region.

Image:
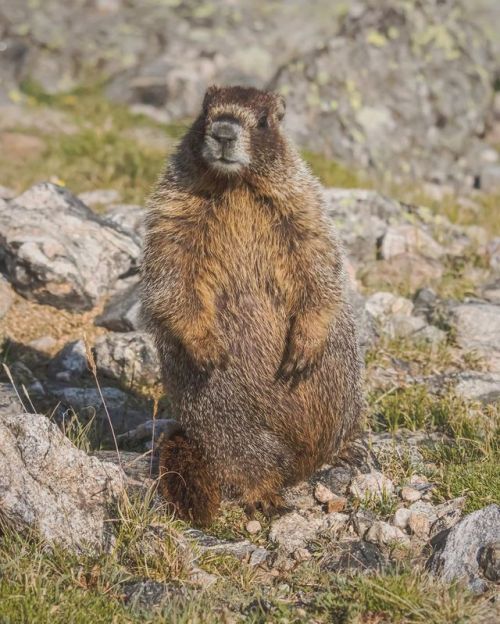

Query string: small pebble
[326,495,347,513]
[314,482,335,503]
[401,486,422,503]
[408,513,431,539]
[393,507,411,530]
[246,520,262,535]
[293,548,311,562]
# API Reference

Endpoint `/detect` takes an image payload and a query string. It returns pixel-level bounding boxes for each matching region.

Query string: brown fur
[141,85,363,526]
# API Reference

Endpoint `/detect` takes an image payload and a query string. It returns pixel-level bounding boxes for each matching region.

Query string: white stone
[350,471,395,500]
[366,521,410,546]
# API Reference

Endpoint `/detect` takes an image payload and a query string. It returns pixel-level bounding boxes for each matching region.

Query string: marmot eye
[257,115,268,129]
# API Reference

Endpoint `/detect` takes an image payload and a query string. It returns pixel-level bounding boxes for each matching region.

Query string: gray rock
[428,504,500,591]
[0,411,124,552]
[122,580,187,611]
[0,275,14,319]
[95,279,142,332]
[103,204,145,239]
[360,253,444,295]
[330,541,386,572]
[315,465,354,496]
[78,189,121,207]
[0,185,16,200]
[452,371,500,403]
[0,183,140,310]
[449,302,500,372]
[274,0,495,186]
[93,331,160,387]
[350,471,395,500]
[269,512,324,554]
[478,543,500,582]
[365,291,414,320]
[0,382,25,416]
[380,225,445,261]
[365,521,410,546]
[47,384,150,438]
[185,529,255,561]
[49,340,88,380]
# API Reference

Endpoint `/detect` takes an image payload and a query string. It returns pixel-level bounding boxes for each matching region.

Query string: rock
[95,279,142,332]
[0,383,24,417]
[482,279,500,304]
[188,567,218,589]
[449,303,500,372]
[116,419,179,448]
[93,331,160,388]
[0,183,140,310]
[326,496,347,514]
[49,340,88,380]
[393,508,411,531]
[0,411,124,552]
[246,520,262,535]
[0,276,14,319]
[452,371,500,404]
[366,521,410,547]
[360,253,444,295]
[274,0,495,186]
[330,540,386,572]
[0,185,16,200]
[293,548,312,562]
[324,189,405,265]
[478,543,500,582]
[380,225,445,260]
[185,529,255,561]
[352,509,378,538]
[122,580,187,611]
[103,204,145,239]
[249,547,269,567]
[408,513,431,539]
[323,512,350,534]
[365,291,414,320]
[428,505,500,591]
[383,314,426,338]
[314,483,336,504]
[430,497,466,536]
[269,512,324,554]
[78,189,121,207]
[350,471,395,500]
[47,385,150,438]
[400,487,422,503]
[315,464,354,496]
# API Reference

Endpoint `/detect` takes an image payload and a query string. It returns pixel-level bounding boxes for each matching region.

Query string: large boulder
[428,505,500,592]
[448,302,500,372]
[93,331,161,388]
[0,183,140,310]
[0,410,125,552]
[273,0,495,186]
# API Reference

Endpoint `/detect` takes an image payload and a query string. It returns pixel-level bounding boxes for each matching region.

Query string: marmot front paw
[279,332,325,380]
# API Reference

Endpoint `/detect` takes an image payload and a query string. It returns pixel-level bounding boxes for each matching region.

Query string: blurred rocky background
[0,1,499,623]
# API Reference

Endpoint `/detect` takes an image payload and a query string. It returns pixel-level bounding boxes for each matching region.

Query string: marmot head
[192,85,287,177]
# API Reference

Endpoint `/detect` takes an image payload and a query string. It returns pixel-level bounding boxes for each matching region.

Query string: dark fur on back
[141,85,363,525]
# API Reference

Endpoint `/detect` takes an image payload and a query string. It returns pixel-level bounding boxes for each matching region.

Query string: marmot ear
[203,85,219,111]
[275,94,286,121]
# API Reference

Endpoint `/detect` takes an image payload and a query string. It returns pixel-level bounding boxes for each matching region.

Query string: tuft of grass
[310,568,492,623]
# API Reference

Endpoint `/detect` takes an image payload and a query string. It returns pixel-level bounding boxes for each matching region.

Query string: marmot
[141,85,363,526]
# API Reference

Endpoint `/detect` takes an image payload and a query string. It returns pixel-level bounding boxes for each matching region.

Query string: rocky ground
[1,1,500,623]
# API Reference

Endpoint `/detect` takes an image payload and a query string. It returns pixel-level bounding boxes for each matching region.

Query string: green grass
[302,150,368,188]
[0,82,180,204]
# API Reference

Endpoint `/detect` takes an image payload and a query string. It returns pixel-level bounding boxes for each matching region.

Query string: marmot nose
[211,120,238,145]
